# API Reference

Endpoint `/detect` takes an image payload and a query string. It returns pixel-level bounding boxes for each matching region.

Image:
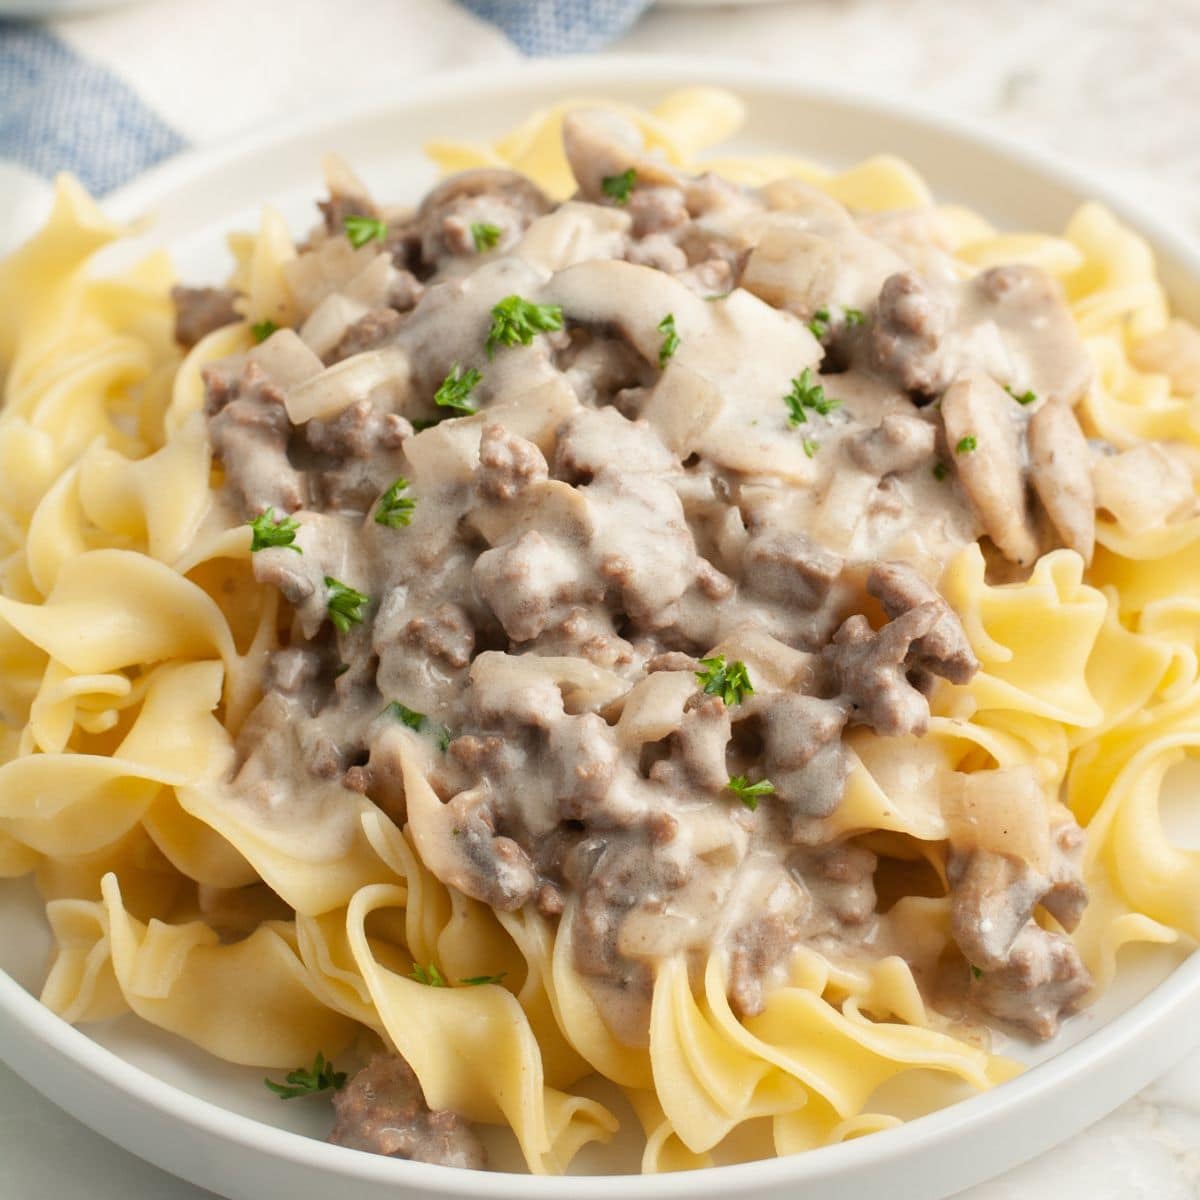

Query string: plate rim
[4,50,1200,1200]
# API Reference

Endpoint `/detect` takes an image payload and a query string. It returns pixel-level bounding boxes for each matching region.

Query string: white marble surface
[4,1,1200,1197]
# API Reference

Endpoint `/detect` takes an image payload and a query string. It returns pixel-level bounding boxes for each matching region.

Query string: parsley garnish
[384,701,425,731]
[343,215,387,248]
[970,964,984,980]
[696,655,754,705]
[726,775,776,811]
[434,364,481,415]
[411,962,447,987]
[247,507,301,553]
[802,437,820,459]
[932,462,949,482]
[325,577,369,632]
[412,962,505,988]
[470,222,502,252]
[956,435,978,455]
[657,313,679,366]
[375,476,416,528]
[601,168,636,205]
[1005,385,1037,406]
[250,319,279,343]
[808,306,866,339]
[784,367,840,426]
[385,702,451,750]
[264,1052,346,1100]
[485,295,564,357]
[807,308,831,340]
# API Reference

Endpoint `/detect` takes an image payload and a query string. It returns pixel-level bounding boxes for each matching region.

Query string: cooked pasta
[1,89,1198,1175]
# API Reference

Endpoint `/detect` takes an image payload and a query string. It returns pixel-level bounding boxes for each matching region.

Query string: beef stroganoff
[1,88,1199,1174]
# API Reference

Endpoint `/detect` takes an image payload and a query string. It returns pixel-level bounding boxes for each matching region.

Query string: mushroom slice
[942,374,1039,565]
[562,109,677,202]
[1028,402,1095,563]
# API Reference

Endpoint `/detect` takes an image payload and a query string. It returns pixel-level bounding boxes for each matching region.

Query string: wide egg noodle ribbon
[42,874,357,1067]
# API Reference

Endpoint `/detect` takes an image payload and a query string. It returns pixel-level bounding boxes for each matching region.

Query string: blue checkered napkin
[0,0,652,199]
[0,19,184,194]
[458,0,652,54]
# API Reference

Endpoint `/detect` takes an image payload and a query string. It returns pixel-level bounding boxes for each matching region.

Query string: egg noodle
[1,88,1199,1174]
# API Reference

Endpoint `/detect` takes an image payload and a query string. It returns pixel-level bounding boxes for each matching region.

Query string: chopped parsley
[413,963,505,988]
[601,167,636,205]
[325,577,369,633]
[807,308,832,340]
[932,462,949,482]
[384,701,426,731]
[726,775,776,811]
[411,962,447,988]
[657,312,679,366]
[696,655,754,706]
[250,319,279,343]
[802,437,820,459]
[384,701,451,751]
[247,507,301,553]
[485,295,564,357]
[434,364,481,416]
[470,221,502,252]
[784,367,840,425]
[1005,385,1037,406]
[808,306,866,339]
[343,214,387,248]
[375,476,416,528]
[956,435,978,455]
[970,964,984,981]
[264,1052,346,1100]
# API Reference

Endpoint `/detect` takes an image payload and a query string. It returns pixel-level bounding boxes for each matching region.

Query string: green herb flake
[325,577,369,633]
[726,775,777,812]
[437,726,452,753]
[807,308,831,340]
[970,964,983,981]
[460,973,507,987]
[802,437,820,459]
[784,367,841,427]
[843,307,867,327]
[264,1052,346,1100]
[434,364,482,416]
[343,214,387,248]
[384,701,425,731]
[696,655,755,706]
[932,462,949,482]
[956,435,978,455]
[247,507,301,553]
[375,476,416,528]
[1005,385,1038,407]
[657,312,680,367]
[470,222,502,252]
[601,167,636,205]
[485,295,564,357]
[411,962,447,988]
[250,319,279,343]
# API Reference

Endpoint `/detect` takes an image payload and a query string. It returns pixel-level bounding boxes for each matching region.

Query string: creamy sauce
[192,109,1122,1051]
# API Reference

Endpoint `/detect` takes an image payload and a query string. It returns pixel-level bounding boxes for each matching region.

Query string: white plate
[2,53,1200,1200]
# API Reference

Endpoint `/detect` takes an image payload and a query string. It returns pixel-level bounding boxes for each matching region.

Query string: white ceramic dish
[2,53,1200,1200]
